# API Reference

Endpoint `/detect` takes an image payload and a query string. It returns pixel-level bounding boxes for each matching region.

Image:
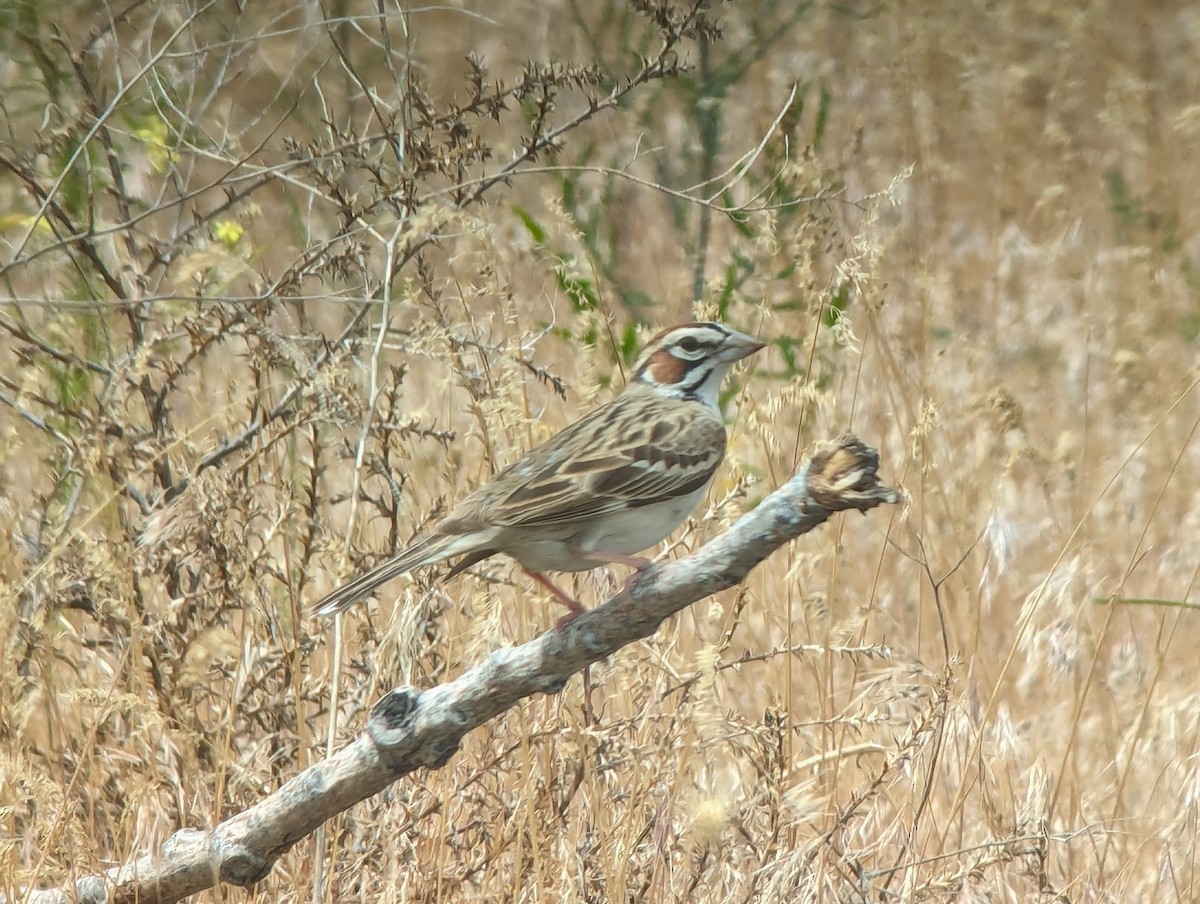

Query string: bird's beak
[719,329,767,362]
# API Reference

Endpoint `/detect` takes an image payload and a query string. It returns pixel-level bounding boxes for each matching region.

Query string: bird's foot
[622,570,647,598]
[524,568,588,630]
[553,608,584,631]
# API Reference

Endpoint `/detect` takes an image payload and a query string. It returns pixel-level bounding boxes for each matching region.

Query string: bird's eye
[678,336,701,353]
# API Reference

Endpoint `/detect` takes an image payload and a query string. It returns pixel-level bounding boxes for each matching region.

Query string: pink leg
[524,568,587,629]
[525,554,656,629]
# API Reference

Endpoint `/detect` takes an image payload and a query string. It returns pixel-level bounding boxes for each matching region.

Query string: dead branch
[12,435,899,904]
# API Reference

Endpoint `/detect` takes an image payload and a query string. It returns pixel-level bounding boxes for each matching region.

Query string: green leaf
[556,269,599,312]
[823,284,850,329]
[513,205,547,243]
[813,81,832,150]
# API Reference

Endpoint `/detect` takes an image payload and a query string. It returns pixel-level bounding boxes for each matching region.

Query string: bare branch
[10,435,898,904]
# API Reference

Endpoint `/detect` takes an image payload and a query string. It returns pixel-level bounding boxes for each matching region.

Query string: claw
[553,608,584,631]
[622,570,645,598]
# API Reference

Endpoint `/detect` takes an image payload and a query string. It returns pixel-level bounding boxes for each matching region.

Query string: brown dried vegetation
[1,0,1199,901]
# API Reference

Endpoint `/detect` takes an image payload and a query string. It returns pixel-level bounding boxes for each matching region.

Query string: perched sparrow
[312,322,765,621]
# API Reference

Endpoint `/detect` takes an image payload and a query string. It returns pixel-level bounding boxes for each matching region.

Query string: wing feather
[437,399,726,533]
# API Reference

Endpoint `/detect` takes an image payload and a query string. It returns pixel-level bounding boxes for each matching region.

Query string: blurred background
[2,1,1199,900]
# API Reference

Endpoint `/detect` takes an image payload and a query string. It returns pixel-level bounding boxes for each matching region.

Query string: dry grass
[2,0,1199,900]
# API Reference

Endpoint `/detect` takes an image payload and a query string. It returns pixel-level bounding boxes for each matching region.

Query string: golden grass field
[2,1,1199,900]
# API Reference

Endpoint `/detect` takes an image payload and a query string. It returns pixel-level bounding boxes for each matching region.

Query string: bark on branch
[15,435,900,904]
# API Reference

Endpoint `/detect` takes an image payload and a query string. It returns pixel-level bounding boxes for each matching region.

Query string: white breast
[505,481,712,573]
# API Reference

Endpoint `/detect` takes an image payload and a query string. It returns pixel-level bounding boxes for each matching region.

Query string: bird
[311,321,765,622]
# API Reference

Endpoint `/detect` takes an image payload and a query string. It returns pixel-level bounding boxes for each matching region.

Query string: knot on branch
[368,687,465,770]
[369,685,422,733]
[807,435,901,513]
[73,877,109,904]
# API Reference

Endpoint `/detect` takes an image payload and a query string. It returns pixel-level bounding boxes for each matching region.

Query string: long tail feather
[311,534,461,617]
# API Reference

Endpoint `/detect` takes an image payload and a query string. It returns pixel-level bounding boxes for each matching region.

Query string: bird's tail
[310,533,464,618]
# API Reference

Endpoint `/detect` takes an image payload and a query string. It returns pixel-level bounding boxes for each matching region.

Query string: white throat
[641,359,732,414]
[687,361,732,412]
